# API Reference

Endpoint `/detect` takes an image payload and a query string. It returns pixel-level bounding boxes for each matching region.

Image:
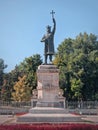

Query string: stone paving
[82,115,98,123]
[0,115,15,124]
[0,114,98,124]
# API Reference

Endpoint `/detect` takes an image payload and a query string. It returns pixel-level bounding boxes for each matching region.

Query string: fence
[0,101,31,115]
[0,100,98,109]
[65,101,98,109]
[0,101,31,107]
[0,100,98,115]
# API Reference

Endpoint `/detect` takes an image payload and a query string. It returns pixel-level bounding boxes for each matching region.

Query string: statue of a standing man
[41,10,56,64]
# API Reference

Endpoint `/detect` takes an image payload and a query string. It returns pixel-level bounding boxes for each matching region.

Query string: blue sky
[0,0,98,72]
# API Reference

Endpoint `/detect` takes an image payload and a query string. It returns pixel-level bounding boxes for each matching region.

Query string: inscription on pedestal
[37,72,59,90]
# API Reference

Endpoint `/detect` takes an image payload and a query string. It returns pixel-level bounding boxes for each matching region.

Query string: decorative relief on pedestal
[37,81,42,89]
[32,89,38,99]
[58,89,64,97]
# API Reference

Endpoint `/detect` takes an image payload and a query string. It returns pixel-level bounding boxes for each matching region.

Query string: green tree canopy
[17,54,42,89]
[0,58,7,100]
[0,58,7,86]
[54,33,98,101]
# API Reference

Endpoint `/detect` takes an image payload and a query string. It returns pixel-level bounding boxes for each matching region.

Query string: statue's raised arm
[52,18,56,35]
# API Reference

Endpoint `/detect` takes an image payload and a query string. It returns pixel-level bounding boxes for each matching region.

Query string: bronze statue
[41,10,56,64]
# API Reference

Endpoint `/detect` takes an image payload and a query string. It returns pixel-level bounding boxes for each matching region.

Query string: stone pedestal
[31,65,65,108]
[17,65,82,123]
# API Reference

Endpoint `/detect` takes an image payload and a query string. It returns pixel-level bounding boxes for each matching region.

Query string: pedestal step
[17,113,82,123]
[36,101,62,108]
[29,107,68,114]
[17,107,82,123]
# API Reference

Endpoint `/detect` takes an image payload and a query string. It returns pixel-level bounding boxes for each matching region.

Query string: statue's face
[46,26,51,33]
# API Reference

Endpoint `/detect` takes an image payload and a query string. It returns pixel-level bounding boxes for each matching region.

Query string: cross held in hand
[50,10,55,19]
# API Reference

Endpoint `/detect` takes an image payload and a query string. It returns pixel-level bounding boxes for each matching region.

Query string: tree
[0,58,7,100]
[54,38,74,100]
[1,79,11,101]
[18,54,42,89]
[54,33,98,101]
[5,54,42,101]
[0,65,21,101]
[0,58,7,86]
[12,76,32,102]
[72,33,98,100]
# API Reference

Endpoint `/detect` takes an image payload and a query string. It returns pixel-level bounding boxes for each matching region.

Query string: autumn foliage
[12,76,31,102]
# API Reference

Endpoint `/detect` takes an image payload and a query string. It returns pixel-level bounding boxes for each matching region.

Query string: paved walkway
[0,115,16,124]
[0,114,98,124]
[82,115,98,123]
